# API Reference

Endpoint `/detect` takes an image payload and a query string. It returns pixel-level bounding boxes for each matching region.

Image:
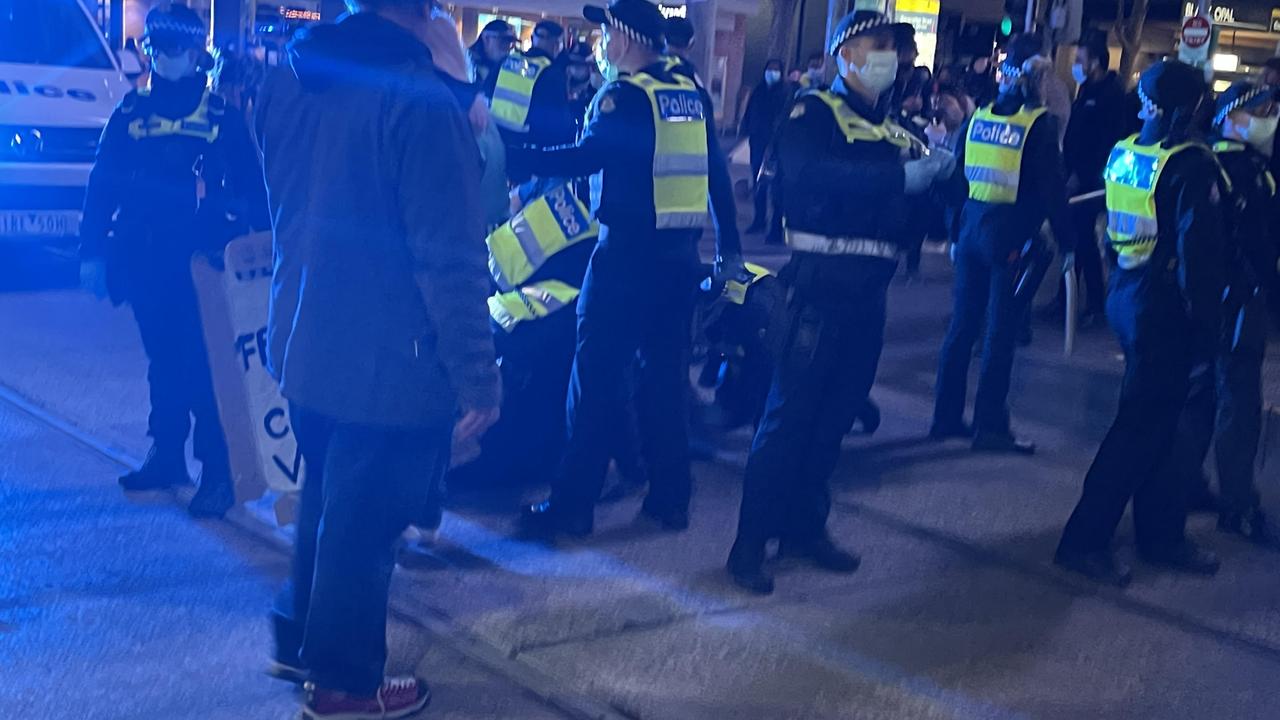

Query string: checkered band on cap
[827,15,893,56]
[606,10,659,48]
[1137,83,1161,116]
[146,13,206,40]
[1214,86,1269,126]
[998,61,1023,80]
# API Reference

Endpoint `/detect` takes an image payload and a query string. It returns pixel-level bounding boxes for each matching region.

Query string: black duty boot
[1218,507,1276,546]
[928,421,974,442]
[638,501,689,532]
[780,537,861,573]
[727,541,773,595]
[119,446,190,491]
[972,432,1036,455]
[1053,547,1132,588]
[188,460,235,519]
[518,500,593,540]
[853,399,881,435]
[1139,541,1221,576]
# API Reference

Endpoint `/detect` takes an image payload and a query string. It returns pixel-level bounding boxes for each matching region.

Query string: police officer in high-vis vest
[515,0,742,538]
[79,6,269,518]
[1158,82,1280,545]
[445,184,599,490]
[1057,60,1227,586]
[727,11,955,594]
[931,34,1072,455]
[490,20,576,159]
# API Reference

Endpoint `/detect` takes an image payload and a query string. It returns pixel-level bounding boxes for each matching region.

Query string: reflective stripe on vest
[127,87,222,143]
[785,228,899,259]
[963,104,1046,204]
[491,53,553,133]
[486,183,598,292]
[1103,134,1196,270]
[802,90,917,150]
[1213,140,1274,197]
[488,280,581,332]
[620,72,709,230]
[723,262,774,304]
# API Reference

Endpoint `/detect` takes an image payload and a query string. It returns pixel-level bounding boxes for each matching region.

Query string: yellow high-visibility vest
[620,71,709,230]
[491,53,553,133]
[488,280,580,332]
[1103,134,1197,270]
[963,104,1047,204]
[1213,140,1275,197]
[722,262,773,305]
[127,87,223,143]
[802,90,917,151]
[487,183,598,292]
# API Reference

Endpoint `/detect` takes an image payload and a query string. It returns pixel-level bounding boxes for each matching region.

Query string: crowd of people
[78,1,1280,718]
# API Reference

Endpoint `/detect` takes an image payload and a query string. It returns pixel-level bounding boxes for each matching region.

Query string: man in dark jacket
[80,5,269,519]
[255,1,500,717]
[741,58,788,237]
[1047,35,1128,322]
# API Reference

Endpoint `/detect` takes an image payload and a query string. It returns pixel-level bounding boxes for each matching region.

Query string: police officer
[79,6,269,517]
[491,20,577,155]
[1057,60,1226,585]
[1159,82,1279,544]
[931,34,1072,454]
[660,17,743,292]
[447,185,599,491]
[516,0,741,538]
[566,42,598,136]
[727,11,954,594]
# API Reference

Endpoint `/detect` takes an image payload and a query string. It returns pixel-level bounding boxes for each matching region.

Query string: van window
[0,0,114,70]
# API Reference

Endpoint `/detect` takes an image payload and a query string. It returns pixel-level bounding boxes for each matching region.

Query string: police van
[0,0,137,244]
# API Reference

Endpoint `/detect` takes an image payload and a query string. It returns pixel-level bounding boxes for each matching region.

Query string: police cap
[584,0,667,50]
[1213,81,1276,125]
[1138,60,1206,115]
[144,5,206,54]
[827,10,911,56]
[534,20,565,40]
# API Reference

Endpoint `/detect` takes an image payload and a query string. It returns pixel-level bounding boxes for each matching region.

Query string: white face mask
[848,49,898,97]
[1245,114,1279,154]
[764,70,782,85]
[595,33,619,83]
[151,50,197,81]
[1071,63,1087,85]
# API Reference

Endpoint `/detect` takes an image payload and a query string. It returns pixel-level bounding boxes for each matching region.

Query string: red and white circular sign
[1182,15,1211,49]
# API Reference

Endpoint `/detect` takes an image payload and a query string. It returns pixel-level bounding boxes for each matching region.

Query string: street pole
[109,0,125,50]
[211,0,242,49]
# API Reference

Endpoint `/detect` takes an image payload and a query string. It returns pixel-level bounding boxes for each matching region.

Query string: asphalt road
[3,237,1280,720]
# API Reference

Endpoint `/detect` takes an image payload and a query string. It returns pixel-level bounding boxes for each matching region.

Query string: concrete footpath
[3,241,1280,719]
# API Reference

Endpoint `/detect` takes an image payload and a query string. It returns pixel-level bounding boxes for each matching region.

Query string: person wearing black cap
[1057,60,1228,586]
[566,41,598,130]
[515,0,741,539]
[468,19,516,98]
[79,5,268,519]
[665,15,696,61]
[1157,82,1279,545]
[931,33,1072,455]
[726,10,954,594]
[490,19,577,154]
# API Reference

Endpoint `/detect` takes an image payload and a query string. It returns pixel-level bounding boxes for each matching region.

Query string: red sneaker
[301,677,430,720]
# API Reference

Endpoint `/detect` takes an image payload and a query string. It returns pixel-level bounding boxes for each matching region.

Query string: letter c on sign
[264,407,290,440]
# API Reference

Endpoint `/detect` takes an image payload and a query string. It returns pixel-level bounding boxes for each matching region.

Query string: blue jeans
[273,403,451,695]
[933,240,1020,435]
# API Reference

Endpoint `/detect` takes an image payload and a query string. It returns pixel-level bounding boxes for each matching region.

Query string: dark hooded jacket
[255,12,499,428]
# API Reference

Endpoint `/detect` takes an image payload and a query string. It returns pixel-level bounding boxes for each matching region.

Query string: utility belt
[784,229,899,260]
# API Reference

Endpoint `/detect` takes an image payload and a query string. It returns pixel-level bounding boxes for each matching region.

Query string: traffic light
[1000,16,1013,35]
[1002,0,1028,34]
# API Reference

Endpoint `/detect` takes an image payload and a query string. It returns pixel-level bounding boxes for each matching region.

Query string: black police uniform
[81,73,269,504]
[932,67,1072,448]
[1161,132,1277,529]
[519,55,731,533]
[730,72,915,570]
[1058,64,1227,576]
